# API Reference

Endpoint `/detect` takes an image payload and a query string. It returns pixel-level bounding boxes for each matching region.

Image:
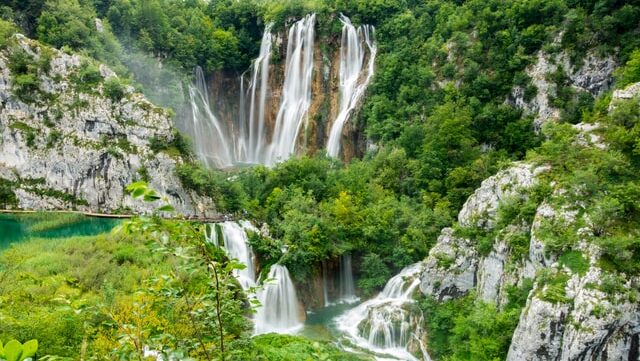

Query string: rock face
[0,35,215,216]
[420,163,545,305]
[507,48,616,128]
[507,265,640,361]
[420,158,640,360]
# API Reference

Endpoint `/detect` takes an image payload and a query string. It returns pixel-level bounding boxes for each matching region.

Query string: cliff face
[419,106,640,360]
[0,35,214,216]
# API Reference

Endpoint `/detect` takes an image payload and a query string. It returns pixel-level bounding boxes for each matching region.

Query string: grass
[0,232,170,357]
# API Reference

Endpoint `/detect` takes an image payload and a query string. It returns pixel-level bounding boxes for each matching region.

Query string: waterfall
[187,67,234,168]
[239,24,273,164]
[254,264,303,335]
[266,13,316,165]
[339,253,358,303]
[322,261,330,306]
[209,221,257,290]
[326,14,377,158]
[335,262,431,361]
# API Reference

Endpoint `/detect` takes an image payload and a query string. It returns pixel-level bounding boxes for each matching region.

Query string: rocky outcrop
[420,151,640,360]
[458,163,545,228]
[609,81,640,111]
[507,265,640,361]
[421,163,546,304]
[0,35,215,216]
[507,49,616,128]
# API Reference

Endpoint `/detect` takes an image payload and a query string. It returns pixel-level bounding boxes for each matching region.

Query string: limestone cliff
[419,115,640,359]
[0,35,215,216]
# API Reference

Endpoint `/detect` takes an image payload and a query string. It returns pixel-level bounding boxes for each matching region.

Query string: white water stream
[326,14,377,158]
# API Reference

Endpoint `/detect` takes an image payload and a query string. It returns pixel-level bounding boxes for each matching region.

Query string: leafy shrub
[559,250,589,275]
[103,77,126,102]
[358,253,391,296]
[0,19,17,49]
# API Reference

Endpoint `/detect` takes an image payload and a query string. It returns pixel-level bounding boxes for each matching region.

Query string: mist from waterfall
[254,264,303,335]
[335,262,431,361]
[209,221,257,290]
[326,14,377,158]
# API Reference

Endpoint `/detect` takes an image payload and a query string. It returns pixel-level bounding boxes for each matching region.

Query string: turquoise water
[0,213,121,249]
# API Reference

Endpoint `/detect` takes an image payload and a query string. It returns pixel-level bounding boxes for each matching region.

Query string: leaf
[156,204,175,212]
[21,340,37,359]
[131,187,146,198]
[4,340,23,361]
[126,181,148,192]
[0,340,4,358]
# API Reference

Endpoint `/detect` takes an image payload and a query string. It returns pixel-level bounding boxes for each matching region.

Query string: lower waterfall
[339,253,358,304]
[335,262,431,361]
[254,264,303,335]
[210,221,257,290]
[209,221,303,335]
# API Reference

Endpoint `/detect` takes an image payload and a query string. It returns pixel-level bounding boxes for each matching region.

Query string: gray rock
[0,35,214,216]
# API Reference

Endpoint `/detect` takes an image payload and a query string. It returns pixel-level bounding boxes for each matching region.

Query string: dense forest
[1,0,640,360]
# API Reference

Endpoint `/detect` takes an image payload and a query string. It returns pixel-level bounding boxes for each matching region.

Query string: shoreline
[0,209,230,222]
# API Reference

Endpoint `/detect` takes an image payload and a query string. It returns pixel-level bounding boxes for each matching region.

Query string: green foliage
[0,339,38,361]
[242,334,370,361]
[176,162,245,212]
[537,269,571,304]
[103,77,127,102]
[358,253,391,296]
[420,292,523,361]
[7,48,41,103]
[615,49,640,88]
[0,178,17,208]
[559,250,589,275]
[0,19,17,49]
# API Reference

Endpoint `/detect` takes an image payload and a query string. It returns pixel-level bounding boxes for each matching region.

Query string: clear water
[0,213,121,249]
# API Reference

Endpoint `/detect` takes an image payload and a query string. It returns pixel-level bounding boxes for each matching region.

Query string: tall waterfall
[239,24,273,164]
[209,221,257,290]
[254,264,303,335]
[339,253,358,303]
[187,67,234,168]
[335,262,431,361]
[184,15,316,167]
[326,14,377,158]
[266,13,316,165]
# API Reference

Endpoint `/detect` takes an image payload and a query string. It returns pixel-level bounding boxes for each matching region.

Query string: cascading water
[184,15,316,167]
[326,14,377,158]
[238,24,273,164]
[254,264,303,335]
[187,67,234,168]
[335,262,431,361]
[209,221,257,290]
[266,13,316,165]
[339,253,358,303]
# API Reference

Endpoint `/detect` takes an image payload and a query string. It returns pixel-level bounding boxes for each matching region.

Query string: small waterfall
[335,262,431,361]
[254,264,303,335]
[339,253,358,303]
[322,261,330,306]
[209,221,257,290]
[326,14,377,158]
[266,13,316,165]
